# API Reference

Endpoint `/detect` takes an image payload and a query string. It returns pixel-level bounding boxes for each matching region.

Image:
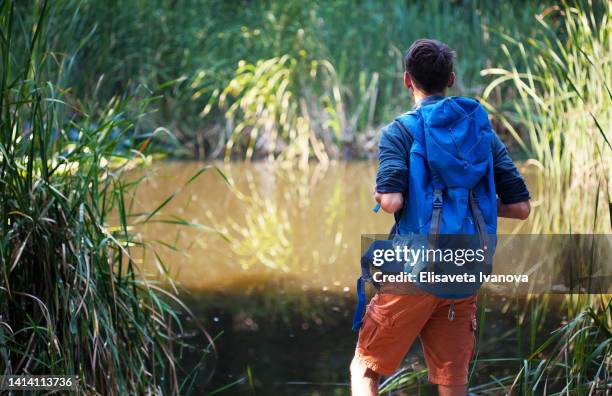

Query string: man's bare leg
[350,357,380,396]
[438,384,467,396]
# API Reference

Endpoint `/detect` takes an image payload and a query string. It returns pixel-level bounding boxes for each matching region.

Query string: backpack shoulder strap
[394,110,423,145]
[387,111,422,238]
[397,111,444,256]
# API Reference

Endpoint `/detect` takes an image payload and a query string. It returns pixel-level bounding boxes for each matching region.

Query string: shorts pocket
[360,301,394,349]
[361,315,379,349]
[366,302,394,328]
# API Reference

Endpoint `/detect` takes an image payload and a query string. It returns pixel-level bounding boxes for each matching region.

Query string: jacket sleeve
[376,122,411,194]
[491,133,530,204]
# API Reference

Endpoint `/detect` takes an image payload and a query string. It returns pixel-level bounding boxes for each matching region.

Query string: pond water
[132,161,543,395]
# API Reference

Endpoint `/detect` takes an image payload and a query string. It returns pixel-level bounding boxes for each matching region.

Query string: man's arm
[492,133,531,220]
[375,122,412,213]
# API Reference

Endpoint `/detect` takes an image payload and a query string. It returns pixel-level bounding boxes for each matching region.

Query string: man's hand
[373,185,404,213]
[498,199,530,220]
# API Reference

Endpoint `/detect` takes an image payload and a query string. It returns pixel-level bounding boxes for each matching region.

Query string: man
[350,39,531,396]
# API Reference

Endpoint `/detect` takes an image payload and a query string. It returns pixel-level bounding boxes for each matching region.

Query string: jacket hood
[416,96,493,189]
[419,96,489,129]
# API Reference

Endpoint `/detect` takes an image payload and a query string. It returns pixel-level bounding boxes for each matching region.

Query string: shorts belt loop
[448,301,456,321]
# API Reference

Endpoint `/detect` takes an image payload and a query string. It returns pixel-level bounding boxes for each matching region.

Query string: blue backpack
[352,97,498,331]
[397,96,497,236]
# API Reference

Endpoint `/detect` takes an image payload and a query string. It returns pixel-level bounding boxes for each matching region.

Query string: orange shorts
[355,292,478,386]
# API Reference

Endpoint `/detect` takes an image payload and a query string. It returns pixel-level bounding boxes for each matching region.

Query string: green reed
[478,1,611,393]
[482,0,611,234]
[0,1,215,394]
[467,296,611,395]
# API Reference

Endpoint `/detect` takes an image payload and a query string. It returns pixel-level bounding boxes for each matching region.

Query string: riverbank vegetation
[13,0,549,161]
[0,1,214,393]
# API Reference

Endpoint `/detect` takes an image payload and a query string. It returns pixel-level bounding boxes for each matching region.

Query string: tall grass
[218,55,376,163]
[0,1,213,393]
[482,1,611,234]
[478,1,611,393]
[465,295,611,395]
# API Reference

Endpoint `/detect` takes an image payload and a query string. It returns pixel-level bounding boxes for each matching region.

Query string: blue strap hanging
[352,239,398,331]
[351,276,367,331]
[351,240,379,331]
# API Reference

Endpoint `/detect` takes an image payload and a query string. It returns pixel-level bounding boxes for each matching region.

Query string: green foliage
[0,1,214,393]
[469,296,611,395]
[477,2,611,392]
[13,0,546,160]
[482,0,611,233]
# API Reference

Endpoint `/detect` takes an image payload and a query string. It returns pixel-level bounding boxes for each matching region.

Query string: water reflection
[134,161,533,292]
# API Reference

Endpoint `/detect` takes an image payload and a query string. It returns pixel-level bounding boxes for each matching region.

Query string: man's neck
[413,90,446,104]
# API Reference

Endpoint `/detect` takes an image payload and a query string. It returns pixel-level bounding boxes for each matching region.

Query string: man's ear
[403,72,413,90]
[448,72,456,88]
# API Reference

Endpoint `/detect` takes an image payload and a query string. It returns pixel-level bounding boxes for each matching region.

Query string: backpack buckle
[470,189,479,204]
[432,190,443,209]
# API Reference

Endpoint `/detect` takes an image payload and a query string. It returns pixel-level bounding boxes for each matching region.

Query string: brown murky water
[129,161,542,394]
